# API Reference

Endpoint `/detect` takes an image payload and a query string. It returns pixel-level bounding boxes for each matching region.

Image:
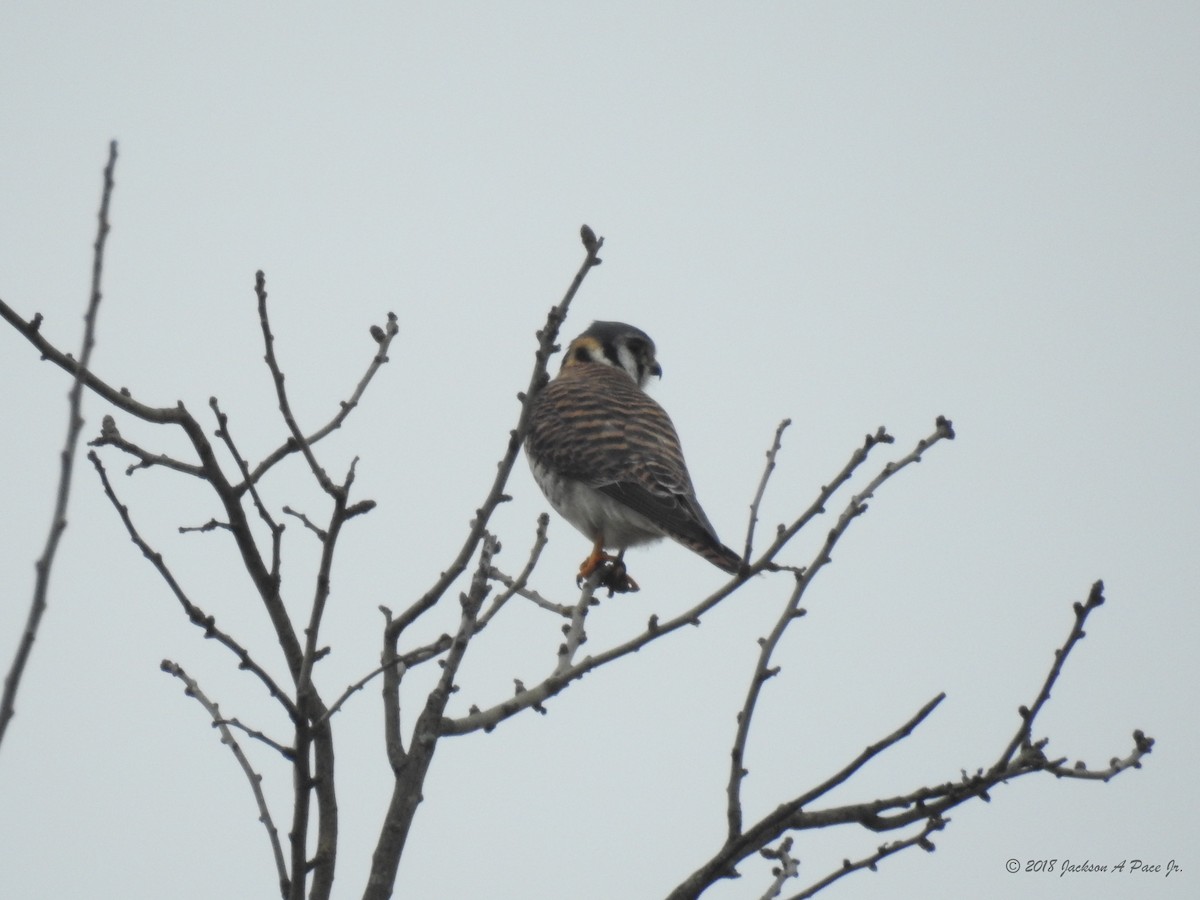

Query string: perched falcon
[525,320,743,592]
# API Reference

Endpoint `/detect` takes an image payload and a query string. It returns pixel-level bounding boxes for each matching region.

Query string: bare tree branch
[728,418,956,837]
[383,232,603,647]
[297,458,360,694]
[365,229,606,900]
[0,297,193,425]
[743,418,791,562]
[478,512,552,628]
[216,717,296,760]
[993,578,1103,771]
[178,518,233,534]
[88,450,299,719]
[88,415,206,478]
[0,168,388,900]
[485,566,570,617]
[757,837,799,899]
[665,581,1152,899]
[161,659,290,899]
[1,141,118,749]
[784,694,947,813]
[282,505,327,540]
[243,276,359,900]
[254,271,339,496]
[237,312,400,494]
[365,536,500,899]
[440,420,947,738]
[554,579,601,675]
[210,397,285,578]
[316,634,453,730]
[780,815,946,900]
[1,180,1151,900]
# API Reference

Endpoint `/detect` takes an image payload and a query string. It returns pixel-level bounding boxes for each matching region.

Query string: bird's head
[561,321,662,388]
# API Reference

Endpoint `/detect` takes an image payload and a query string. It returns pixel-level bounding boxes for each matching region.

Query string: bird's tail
[696,539,747,576]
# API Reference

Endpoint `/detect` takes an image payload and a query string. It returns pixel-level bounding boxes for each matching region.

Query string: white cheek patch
[615,344,643,385]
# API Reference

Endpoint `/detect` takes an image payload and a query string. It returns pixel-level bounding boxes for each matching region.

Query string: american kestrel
[525,320,743,592]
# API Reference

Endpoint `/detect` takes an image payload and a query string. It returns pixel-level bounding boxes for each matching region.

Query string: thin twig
[208,397,286,581]
[295,472,356,900]
[211,398,284,544]
[178,518,232,534]
[664,581,1152,900]
[215,717,296,760]
[438,574,738,736]
[254,271,338,496]
[1,141,117,749]
[728,419,956,838]
[161,659,289,899]
[0,298,192,426]
[1046,728,1155,781]
[8,293,310,677]
[782,693,946,812]
[757,837,799,899]
[238,312,399,494]
[440,421,933,737]
[745,425,894,576]
[365,230,604,900]
[993,579,1104,770]
[484,567,569,617]
[282,506,327,541]
[743,418,791,563]
[245,275,347,900]
[89,451,298,719]
[478,513,552,628]
[297,458,358,692]
[377,230,602,759]
[422,534,497,726]
[88,418,206,478]
[316,634,453,729]
[555,579,600,674]
[782,815,946,900]
[246,276,370,899]
[384,228,604,647]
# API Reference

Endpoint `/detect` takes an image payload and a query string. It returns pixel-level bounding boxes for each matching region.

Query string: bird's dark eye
[572,346,591,363]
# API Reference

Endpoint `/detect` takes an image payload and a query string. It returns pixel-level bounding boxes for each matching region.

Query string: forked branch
[666,581,1152,900]
[440,421,947,738]
[366,228,604,900]
[728,417,956,837]
[88,450,299,718]
[161,659,290,898]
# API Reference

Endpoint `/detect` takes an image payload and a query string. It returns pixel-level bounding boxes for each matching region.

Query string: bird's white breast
[528,458,665,551]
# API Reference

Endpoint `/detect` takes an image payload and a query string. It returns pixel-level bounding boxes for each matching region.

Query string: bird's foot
[577,549,640,595]
[598,556,639,596]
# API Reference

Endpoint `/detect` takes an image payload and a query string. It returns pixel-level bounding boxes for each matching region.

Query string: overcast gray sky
[2,3,1196,899]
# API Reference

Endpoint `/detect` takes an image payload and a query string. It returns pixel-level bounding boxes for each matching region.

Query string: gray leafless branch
[162,659,290,897]
[0,141,118,749]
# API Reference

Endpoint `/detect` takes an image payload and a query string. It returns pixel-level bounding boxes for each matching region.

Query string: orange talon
[577,537,611,584]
